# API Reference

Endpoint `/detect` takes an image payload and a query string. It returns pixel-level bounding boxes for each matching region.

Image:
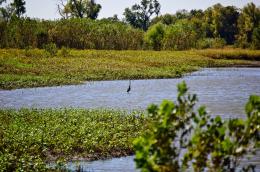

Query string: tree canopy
[11,0,26,18]
[0,0,25,20]
[58,0,101,19]
[237,2,260,48]
[124,0,161,31]
[0,2,260,50]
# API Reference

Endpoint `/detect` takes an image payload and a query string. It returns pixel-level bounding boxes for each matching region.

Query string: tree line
[0,0,259,50]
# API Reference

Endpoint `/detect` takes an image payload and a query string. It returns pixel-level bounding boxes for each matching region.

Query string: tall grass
[0,18,144,50]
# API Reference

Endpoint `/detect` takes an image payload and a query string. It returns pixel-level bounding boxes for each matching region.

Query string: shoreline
[1,65,260,91]
[1,49,260,90]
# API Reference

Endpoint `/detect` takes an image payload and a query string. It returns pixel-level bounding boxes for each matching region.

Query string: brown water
[1,68,260,171]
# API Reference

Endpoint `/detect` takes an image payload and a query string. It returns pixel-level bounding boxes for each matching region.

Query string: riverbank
[0,108,150,170]
[1,49,260,90]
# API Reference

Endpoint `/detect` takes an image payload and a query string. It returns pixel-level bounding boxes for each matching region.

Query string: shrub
[59,46,71,57]
[134,82,259,172]
[211,38,226,48]
[36,30,49,49]
[163,20,197,50]
[43,43,58,56]
[48,18,144,50]
[24,46,33,57]
[251,26,260,50]
[144,22,165,50]
[197,38,226,49]
[0,18,144,50]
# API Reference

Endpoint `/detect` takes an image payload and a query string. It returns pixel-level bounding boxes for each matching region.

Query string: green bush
[252,26,260,50]
[43,18,144,50]
[24,46,34,57]
[163,20,197,50]
[134,82,259,172]
[197,38,226,49]
[36,30,49,49]
[59,46,71,57]
[211,38,226,48]
[144,22,165,50]
[0,18,144,50]
[43,43,58,56]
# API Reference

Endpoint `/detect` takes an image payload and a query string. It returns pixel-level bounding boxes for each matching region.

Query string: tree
[151,14,176,26]
[144,22,165,50]
[190,9,204,18]
[175,9,190,20]
[123,0,161,31]
[58,0,101,19]
[237,3,260,48]
[204,4,239,44]
[220,6,239,44]
[104,14,119,22]
[0,0,26,21]
[252,26,260,49]
[11,0,26,18]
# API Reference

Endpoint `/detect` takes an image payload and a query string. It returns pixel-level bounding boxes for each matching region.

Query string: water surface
[1,68,260,118]
[1,68,260,171]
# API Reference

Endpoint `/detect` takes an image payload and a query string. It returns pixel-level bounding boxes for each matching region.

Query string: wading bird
[127,80,131,93]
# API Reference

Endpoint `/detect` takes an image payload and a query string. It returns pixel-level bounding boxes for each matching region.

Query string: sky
[6,0,260,20]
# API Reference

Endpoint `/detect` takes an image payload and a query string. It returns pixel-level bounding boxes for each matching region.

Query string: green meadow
[1,48,259,90]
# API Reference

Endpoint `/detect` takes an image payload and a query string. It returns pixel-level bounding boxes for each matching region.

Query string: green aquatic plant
[0,109,150,171]
[134,82,260,172]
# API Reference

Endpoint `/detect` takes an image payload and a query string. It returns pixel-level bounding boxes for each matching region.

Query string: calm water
[1,67,260,171]
[1,68,260,118]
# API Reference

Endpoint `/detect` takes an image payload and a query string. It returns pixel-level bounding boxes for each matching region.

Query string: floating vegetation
[0,108,150,171]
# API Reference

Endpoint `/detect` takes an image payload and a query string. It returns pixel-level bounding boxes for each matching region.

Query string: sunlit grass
[196,48,260,60]
[0,108,150,170]
[0,48,259,89]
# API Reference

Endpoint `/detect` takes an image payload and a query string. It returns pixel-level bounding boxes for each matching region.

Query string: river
[1,67,260,171]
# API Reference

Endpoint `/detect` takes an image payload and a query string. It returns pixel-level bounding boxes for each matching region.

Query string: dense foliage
[150,3,260,50]
[0,1,258,51]
[124,0,161,31]
[58,0,102,19]
[0,0,26,20]
[0,18,144,49]
[134,82,260,172]
[0,109,149,171]
[237,3,260,49]
[0,2,259,50]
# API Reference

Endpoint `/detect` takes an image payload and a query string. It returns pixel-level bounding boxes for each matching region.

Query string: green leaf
[177,81,188,96]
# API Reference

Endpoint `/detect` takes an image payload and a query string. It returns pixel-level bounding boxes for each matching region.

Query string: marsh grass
[0,108,150,170]
[197,48,260,60]
[0,49,259,89]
